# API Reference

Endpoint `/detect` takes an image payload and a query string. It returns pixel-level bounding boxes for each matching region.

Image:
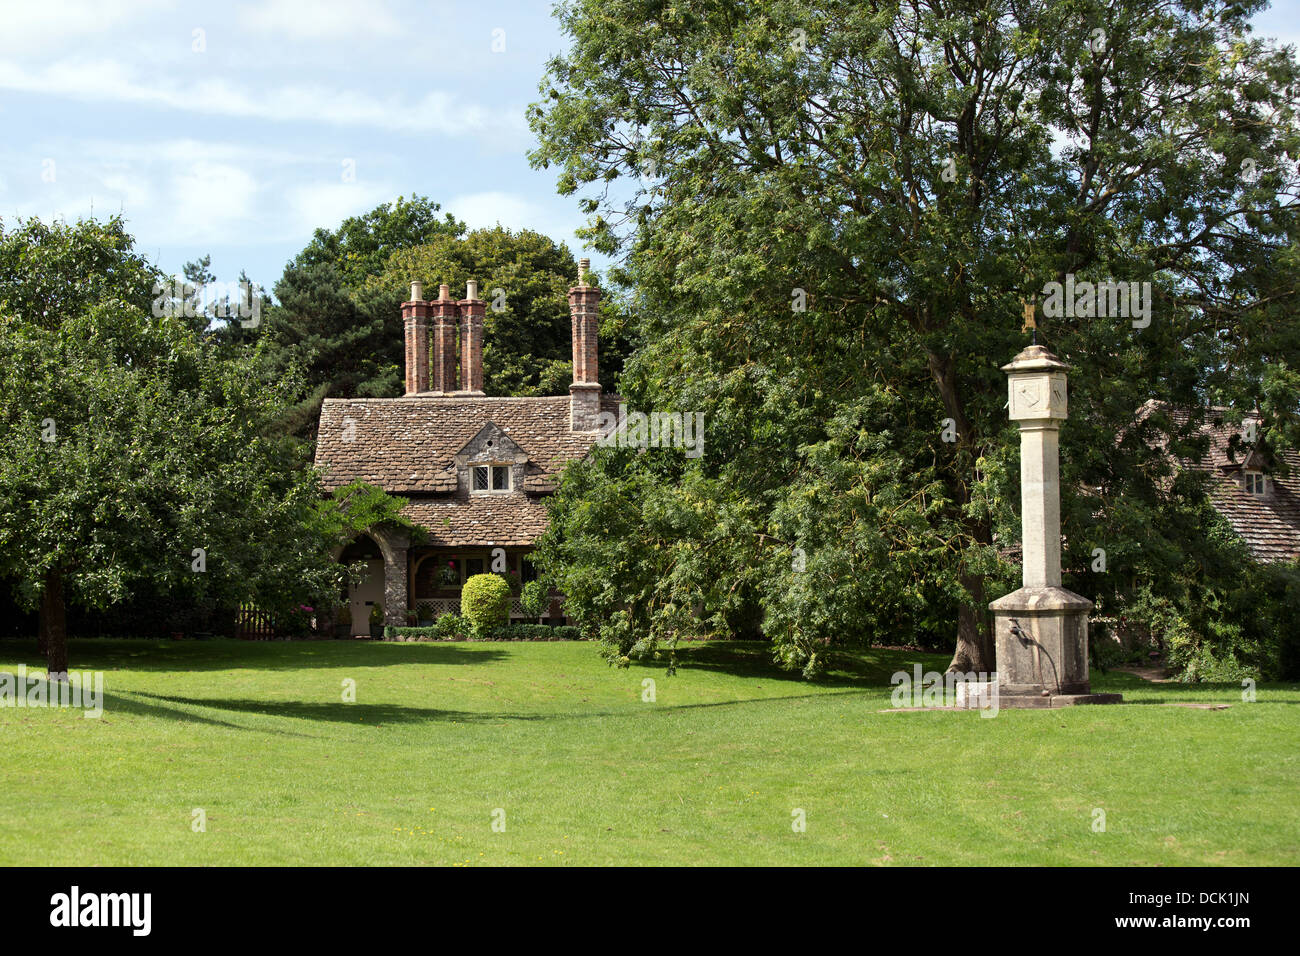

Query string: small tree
[461,574,511,637]
[520,580,550,620]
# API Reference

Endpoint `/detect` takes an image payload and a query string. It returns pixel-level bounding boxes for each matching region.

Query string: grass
[1,638,1296,866]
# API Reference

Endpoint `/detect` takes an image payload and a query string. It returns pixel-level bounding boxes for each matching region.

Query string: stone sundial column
[1009,350,1067,589]
[987,344,1120,707]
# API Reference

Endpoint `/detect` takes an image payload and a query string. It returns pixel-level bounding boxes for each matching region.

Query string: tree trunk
[924,348,996,674]
[948,570,994,673]
[39,568,69,675]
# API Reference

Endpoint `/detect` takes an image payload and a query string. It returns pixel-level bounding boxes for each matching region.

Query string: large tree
[0,217,343,672]
[293,194,466,290]
[528,0,1300,675]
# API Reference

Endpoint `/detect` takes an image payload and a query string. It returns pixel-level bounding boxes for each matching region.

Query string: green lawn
[1,638,1296,866]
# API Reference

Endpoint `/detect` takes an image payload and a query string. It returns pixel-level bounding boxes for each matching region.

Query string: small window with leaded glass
[472,464,512,493]
[1245,471,1266,496]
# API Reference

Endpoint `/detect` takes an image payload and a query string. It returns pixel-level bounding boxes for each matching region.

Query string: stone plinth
[991,586,1090,697]
[971,342,1120,708]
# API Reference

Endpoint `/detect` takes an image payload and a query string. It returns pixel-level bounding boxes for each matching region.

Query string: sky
[0,0,595,294]
[2,0,1298,298]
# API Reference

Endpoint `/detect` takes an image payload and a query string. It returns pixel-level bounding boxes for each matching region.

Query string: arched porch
[331,524,411,636]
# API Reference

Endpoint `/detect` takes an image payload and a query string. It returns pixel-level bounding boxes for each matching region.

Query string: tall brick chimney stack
[457,279,486,395]
[431,282,458,395]
[568,258,601,431]
[401,280,430,395]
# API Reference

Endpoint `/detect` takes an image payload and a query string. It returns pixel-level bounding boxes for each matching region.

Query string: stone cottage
[314,261,616,634]
[1138,400,1300,563]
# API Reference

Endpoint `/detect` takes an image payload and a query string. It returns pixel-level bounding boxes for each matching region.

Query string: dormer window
[1245,471,1266,496]
[473,464,512,493]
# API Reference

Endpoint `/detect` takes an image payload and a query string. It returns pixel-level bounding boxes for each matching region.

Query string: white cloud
[445,190,590,250]
[169,162,258,238]
[98,170,152,210]
[236,0,403,40]
[286,181,395,237]
[445,191,545,230]
[0,0,167,55]
[0,59,522,136]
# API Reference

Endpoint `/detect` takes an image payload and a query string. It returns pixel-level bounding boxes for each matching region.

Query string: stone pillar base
[988,586,1119,702]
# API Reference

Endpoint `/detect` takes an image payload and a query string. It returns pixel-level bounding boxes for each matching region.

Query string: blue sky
[0,0,595,294]
[2,0,1298,298]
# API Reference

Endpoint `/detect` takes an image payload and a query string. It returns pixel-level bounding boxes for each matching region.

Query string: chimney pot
[401,290,431,395]
[458,280,486,394]
[568,265,601,430]
[430,279,458,394]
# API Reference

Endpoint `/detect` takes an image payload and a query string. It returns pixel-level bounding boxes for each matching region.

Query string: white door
[348,558,385,635]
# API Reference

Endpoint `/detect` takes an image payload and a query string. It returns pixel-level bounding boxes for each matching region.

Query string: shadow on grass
[0,639,508,673]
[635,641,953,688]
[129,691,546,726]
[129,687,882,728]
[10,679,310,735]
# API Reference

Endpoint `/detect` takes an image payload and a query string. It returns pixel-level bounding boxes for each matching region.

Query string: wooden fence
[235,604,276,640]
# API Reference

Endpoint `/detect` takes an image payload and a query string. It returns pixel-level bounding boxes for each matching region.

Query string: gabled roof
[314,394,621,495]
[1137,400,1300,563]
[454,422,526,465]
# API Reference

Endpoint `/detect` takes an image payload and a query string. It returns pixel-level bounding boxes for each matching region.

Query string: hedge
[383,621,587,642]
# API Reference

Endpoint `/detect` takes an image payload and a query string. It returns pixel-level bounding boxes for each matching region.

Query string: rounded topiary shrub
[461,574,511,636]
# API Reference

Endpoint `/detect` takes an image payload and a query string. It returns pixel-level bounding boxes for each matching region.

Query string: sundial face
[1009,373,1067,420]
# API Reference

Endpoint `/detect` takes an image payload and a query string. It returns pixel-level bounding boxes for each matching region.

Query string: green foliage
[520,580,550,618]
[294,195,464,290]
[0,216,344,663]
[0,215,159,329]
[460,574,512,635]
[435,613,469,641]
[530,0,1300,676]
[258,261,405,439]
[310,480,419,549]
[1088,620,1127,674]
[1087,501,1300,682]
[383,620,585,641]
[482,623,586,641]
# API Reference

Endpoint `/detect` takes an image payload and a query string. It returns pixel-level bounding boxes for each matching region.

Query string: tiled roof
[315,395,619,494]
[314,393,621,546]
[399,496,552,547]
[1138,400,1300,563]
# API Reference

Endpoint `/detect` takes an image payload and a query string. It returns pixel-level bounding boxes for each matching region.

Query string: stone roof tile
[314,394,621,545]
[1140,402,1300,563]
